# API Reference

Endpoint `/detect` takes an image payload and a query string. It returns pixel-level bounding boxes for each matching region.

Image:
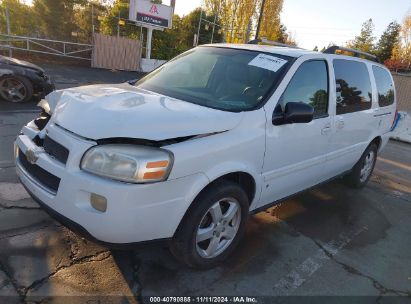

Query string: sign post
[129,0,174,59]
[146,27,153,59]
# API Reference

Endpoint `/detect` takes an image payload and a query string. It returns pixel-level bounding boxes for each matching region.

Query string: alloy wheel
[360,150,375,182]
[0,78,27,103]
[196,197,241,259]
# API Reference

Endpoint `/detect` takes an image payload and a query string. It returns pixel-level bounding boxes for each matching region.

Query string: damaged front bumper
[15,121,209,244]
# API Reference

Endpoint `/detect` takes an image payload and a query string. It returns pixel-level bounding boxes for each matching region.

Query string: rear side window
[333,59,372,115]
[279,60,329,118]
[372,66,395,107]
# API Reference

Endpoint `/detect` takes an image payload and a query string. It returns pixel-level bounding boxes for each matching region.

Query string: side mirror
[272,102,314,126]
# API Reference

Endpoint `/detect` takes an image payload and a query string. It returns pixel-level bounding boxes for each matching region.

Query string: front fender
[202,161,263,207]
[0,68,15,77]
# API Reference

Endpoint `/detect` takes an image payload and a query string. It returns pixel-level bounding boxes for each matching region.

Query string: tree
[348,18,375,53]
[401,11,411,61]
[387,11,411,71]
[100,0,139,38]
[153,5,223,59]
[375,21,401,63]
[204,0,285,44]
[33,0,87,40]
[258,0,284,42]
[230,0,258,43]
[100,4,223,60]
[152,14,186,60]
[205,0,246,43]
[73,1,108,43]
[0,0,38,36]
[0,0,289,61]
[276,23,296,45]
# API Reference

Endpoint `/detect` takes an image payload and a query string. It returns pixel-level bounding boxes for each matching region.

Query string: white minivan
[15,43,397,268]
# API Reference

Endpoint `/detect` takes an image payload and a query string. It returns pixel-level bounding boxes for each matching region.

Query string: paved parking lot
[0,63,410,303]
[1,140,410,303]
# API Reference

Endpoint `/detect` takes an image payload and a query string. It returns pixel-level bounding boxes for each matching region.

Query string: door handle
[336,120,345,130]
[321,123,332,135]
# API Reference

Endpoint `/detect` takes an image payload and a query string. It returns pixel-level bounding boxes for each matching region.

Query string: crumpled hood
[46,83,244,141]
[0,55,45,73]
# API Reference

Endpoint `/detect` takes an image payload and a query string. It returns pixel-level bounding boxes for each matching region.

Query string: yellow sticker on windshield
[248,54,288,72]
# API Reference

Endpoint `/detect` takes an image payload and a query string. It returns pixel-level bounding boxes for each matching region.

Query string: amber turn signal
[143,171,166,180]
[146,161,169,168]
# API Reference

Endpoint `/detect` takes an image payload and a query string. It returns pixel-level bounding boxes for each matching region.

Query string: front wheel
[344,143,378,188]
[170,181,249,269]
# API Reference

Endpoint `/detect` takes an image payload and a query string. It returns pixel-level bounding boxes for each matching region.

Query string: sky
[172,0,202,16]
[22,0,410,50]
[171,0,410,50]
[281,0,411,49]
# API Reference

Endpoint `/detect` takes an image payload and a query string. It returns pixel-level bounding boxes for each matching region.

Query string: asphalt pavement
[1,137,410,302]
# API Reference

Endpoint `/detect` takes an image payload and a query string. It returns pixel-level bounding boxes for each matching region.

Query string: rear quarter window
[333,59,372,115]
[372,66,395,107]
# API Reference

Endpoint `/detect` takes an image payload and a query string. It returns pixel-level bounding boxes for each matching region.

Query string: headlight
[14,142,19,159]
[37,99,51,114]
[81,145,173,184]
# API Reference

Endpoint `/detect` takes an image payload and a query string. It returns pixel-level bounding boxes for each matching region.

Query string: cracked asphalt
[0,63,411,303]
[2,142,410,303]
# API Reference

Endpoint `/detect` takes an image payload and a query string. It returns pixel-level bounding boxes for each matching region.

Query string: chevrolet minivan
[15,43,397,268]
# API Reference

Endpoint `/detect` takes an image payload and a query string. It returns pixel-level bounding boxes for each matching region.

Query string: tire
[344,143,378,188]
[170,180,249,269]
[0,76,33,103]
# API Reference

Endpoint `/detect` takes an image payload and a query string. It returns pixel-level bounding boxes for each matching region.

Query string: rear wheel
[0,76,33,103]
[170,181,249,269]
[344,143,378,188]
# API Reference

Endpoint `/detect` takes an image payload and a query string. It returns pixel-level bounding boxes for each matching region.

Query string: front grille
[43,136,69,165]
[18,149,60,193]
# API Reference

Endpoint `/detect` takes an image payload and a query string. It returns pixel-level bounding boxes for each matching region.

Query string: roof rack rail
[248,38,300,49]
[323,45,379,63]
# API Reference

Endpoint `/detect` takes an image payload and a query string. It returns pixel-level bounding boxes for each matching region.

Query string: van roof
[204,43,316,58]
[204,43,386,67]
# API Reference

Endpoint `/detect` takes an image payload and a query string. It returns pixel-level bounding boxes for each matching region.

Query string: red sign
[149,5,159,15]
[129,0,173,29]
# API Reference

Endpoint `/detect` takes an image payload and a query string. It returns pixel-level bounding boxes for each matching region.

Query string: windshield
[136,47,293,111]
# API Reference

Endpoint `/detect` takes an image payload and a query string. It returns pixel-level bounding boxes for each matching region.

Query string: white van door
[327,59,378,175]
[259,59,334,207]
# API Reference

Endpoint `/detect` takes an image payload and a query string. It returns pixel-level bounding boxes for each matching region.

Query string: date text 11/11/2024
[148,296,258,303]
